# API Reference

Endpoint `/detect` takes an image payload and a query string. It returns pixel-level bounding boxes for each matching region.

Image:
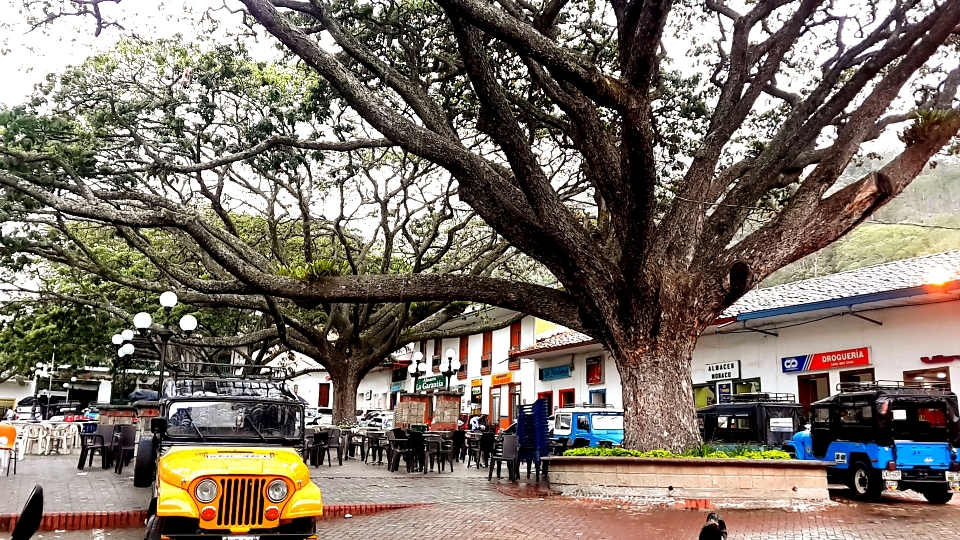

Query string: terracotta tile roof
[723,249,960,317]
[516,250,960,356]
[517,329,597,355]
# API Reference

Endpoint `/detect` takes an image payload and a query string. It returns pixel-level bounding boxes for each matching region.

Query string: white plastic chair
[47,424,72,455]
[18,424,46,457]
[64,423,82,453]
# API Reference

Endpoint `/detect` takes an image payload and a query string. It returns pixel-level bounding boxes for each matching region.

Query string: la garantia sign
[415,375,446,391]
[781,347,870,373]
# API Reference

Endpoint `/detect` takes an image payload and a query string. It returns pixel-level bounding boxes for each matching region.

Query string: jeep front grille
[216,477,266,528]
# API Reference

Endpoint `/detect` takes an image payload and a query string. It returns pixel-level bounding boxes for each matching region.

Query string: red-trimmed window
[481,331,493,375]
[457,336,469,379]
[509,321,522,351]
[432,339,442,372]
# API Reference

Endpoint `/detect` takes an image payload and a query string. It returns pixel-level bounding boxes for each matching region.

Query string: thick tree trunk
[615,330,701,452]
[330,369,360,425]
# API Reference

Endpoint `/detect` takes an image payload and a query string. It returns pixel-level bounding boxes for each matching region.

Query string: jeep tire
[849,461,882,501]
[921,488,954,505]
[144,515,165,540]
[133,438,156,488]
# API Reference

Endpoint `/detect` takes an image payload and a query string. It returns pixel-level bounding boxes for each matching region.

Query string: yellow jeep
[138,381,322,540]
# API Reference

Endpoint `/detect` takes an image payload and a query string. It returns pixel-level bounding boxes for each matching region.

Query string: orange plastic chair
[0,424,17,475]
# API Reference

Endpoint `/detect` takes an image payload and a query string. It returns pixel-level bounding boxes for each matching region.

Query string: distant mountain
[762,157,960,287]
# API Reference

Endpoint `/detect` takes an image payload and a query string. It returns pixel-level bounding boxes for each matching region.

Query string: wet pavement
[7,453,960,538]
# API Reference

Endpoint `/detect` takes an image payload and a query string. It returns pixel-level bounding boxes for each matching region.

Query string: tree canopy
[0,38,529,419]
[3,0,960,448]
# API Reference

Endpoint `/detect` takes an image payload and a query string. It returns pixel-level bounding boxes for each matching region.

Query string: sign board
[540,364,571,381]
[769,417,794,433]
[717,381,733,403]
[922,354,960,364]
[586,356,603,384]
[390,382,404,393]
[705,360,740,381]
[415,375,446,391]
[781,347,870,373]
[491,372,513,386]
[471,378,483,387]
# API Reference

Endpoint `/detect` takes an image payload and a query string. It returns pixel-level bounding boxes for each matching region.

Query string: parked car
[784,381,960,503]
[697,393,805,449]
[358,410,393,429]
[552,404,623,447]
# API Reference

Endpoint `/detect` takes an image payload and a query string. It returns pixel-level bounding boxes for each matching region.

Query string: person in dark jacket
[699,513,727,540]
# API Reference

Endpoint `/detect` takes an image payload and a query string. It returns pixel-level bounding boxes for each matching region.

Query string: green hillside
[762,158,960,287]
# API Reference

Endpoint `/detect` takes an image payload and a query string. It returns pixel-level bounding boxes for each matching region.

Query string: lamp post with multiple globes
[407,352,428,392]
[112,291,197,399]
[440,348,461,391]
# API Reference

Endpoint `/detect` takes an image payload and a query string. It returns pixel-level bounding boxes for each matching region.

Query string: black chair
[348,431,365,460]
[113,425,137,474]
[488,435,520,482]
[364,432,385,465]
[305,431,329,467]
[451,430,467,462]
[326,428,343,466]
[406,431,426,473]
[423,434,444,473]
[468,432,495,468]
[77,424,115,470]
[385,431,411,472]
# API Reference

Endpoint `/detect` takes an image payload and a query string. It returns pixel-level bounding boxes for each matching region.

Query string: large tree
[0,39,531,421]
[5,0,960,448]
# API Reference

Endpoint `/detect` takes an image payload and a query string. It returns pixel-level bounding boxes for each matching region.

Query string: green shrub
[562,446,792,460]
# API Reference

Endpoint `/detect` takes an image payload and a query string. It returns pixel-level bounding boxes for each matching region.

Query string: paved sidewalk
[0,455,151,514]
[47,499,960,540]
[0,452,510,513]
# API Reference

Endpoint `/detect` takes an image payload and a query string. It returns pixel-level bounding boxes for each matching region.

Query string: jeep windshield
[165,400,302,441]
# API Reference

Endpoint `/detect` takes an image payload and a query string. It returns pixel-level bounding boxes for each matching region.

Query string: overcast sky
[0,0,275,108]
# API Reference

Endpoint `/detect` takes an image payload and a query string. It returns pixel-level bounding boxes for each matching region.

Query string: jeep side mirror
[151,417,167,434]
[12,485,43,540]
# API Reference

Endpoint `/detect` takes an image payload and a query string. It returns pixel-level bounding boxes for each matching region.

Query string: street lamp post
[111,291,197,400]
[407,352,428,393]
[441,348,461,391]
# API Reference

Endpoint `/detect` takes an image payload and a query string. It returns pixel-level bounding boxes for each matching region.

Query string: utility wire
[864,220,960,231]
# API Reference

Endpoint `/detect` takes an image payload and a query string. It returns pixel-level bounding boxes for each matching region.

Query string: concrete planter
[542,456,832,509]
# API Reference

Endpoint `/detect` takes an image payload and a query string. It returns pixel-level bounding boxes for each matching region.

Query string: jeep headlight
[195,479,218,503]
[267,479,288,502]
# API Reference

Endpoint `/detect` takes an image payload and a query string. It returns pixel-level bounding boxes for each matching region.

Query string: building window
[693,384,716,408]
[457,336,468,379]
[904,368,951,391]
[432,340,442,372]
[509,321,521,352]
[392,368,408,383]
[481,331,492,375]
[318,383,331,408]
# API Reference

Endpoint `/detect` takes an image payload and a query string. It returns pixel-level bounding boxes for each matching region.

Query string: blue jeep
[784,382,960,503]
[552,404,624,447]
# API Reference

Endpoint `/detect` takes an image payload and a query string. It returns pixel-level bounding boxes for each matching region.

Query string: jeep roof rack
[837,380,951,392]
[559,402,617,409]
[727,392,797,403]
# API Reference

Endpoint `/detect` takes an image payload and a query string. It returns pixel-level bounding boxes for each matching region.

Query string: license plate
[882,470,901,480]
[225,536,259,540]
[947,472,960,482]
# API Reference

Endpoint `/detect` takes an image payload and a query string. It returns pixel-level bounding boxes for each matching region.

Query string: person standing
[469,414,480,431]
[3,408,13,421]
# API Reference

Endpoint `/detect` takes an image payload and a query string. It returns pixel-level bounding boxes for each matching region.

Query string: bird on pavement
[698,512,728,540]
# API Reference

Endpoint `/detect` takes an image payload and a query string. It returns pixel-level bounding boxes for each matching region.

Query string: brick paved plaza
[7,454,960,539]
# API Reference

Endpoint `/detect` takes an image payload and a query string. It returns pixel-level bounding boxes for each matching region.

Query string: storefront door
[798,373,830,415]
[509,384,521,425]
[559,388,575,407]
[537,391,553,413]
[490,387,501,427]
